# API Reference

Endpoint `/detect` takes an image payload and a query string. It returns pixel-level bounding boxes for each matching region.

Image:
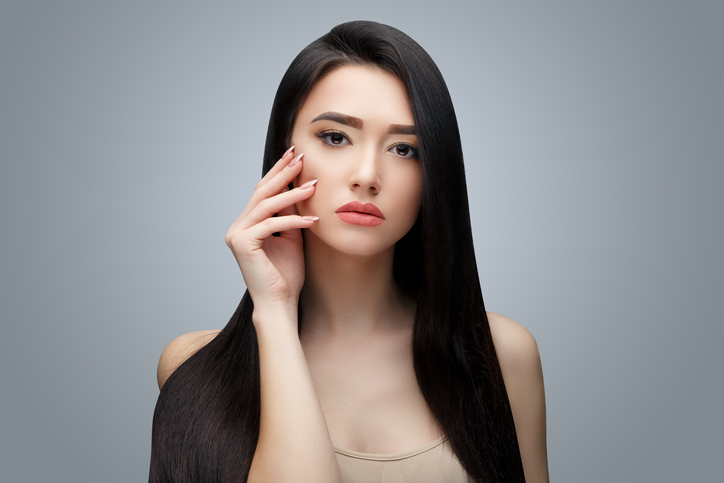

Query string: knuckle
[257,197,273,212]
[224,228,245,251]
[224,233,236,250]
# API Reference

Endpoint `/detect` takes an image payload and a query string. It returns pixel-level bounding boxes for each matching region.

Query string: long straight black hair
[150,21,525,482]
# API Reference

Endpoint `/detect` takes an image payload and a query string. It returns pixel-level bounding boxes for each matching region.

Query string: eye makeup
[389,143,419,159]
[314,128,419,159]
[315,129,351,147]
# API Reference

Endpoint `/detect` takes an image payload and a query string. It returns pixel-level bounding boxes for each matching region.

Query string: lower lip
[336,211,385,227]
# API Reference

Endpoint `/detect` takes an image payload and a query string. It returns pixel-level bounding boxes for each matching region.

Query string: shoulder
[486,312,541,376]
[487,312,549,481]
[156,329,221,390]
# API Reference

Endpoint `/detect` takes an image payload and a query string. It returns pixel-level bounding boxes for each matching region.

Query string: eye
[316,130,351,147]
[389,143,419,159]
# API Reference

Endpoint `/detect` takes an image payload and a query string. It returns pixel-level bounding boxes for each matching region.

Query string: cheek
[403,169,424,210]
[290,136,328,187]
[293,156,323,190]
[293,158,326,216]
[413,171,424,202]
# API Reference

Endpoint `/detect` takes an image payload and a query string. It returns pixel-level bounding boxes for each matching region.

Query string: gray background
[1,1,721,481]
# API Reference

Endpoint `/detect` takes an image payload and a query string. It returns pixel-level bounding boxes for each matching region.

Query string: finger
[233,153,304,225]
[275,202,302,239]
[255,148,302,195]
[253,152,304,200]
[257,145,296,187]
[245,214,319,242]
[241,153,305,220]
[242,179,317,229]
[277,200,300,217]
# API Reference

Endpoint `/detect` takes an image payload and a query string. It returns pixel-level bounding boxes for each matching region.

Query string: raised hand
[225,147,318,319]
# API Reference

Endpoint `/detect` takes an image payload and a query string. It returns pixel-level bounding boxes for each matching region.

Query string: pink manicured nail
[288,153,304,167]
[282,145,295,159]
[299,179,317,189]
[302,216,319,221]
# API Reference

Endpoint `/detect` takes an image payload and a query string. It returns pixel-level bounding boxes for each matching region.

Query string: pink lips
[335,201,385,227]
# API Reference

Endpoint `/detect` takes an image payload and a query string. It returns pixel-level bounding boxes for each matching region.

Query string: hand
[225,147,318,319]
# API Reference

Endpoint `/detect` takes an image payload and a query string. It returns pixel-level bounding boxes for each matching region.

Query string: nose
[348,147,381,194]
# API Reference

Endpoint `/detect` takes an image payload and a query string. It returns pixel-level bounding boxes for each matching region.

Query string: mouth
[335,201,385,227]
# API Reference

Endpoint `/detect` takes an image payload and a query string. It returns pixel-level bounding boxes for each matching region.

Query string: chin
[304,225,399,258]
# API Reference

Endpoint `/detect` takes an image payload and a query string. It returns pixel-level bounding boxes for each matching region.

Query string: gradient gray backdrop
[1,1,722,481]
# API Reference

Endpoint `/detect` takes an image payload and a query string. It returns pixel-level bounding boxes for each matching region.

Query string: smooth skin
[157,66,548,482]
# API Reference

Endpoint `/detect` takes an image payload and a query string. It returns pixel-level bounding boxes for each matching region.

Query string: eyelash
[315,130,350,147]
[314,130,420,159]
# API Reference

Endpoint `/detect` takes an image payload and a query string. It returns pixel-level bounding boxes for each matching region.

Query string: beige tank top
[334,436,473,483]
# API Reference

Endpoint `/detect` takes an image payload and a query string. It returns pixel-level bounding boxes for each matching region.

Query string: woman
[150,21,548,483]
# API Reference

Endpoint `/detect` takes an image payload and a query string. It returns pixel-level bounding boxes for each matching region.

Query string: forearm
[248,309,341,483]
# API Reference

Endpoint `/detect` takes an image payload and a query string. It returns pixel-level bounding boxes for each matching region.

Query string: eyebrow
[388,124,416,135]
[310,111,416,135]
[310,112,362,129]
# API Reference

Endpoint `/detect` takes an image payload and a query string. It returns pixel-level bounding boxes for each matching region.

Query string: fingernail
[283,145,295,158]
[299,179,317,189]
[302,216,319,221]
[288,153,304,167]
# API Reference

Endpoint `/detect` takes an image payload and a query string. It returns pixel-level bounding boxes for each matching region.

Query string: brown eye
[390,143,419,159]
[316,131,351,147]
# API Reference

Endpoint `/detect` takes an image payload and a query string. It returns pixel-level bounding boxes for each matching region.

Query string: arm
[225,147,342,483]
[488,312,549,483]
[156,323,339,482]
[250,308,341,482]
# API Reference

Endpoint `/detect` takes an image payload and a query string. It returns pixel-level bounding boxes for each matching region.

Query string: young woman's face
[291,65,424,257]
[292,66,422,255]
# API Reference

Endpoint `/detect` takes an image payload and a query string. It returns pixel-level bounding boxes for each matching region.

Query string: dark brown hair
[150,20,524,482]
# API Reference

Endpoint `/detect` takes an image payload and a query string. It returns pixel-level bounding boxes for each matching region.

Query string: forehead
[297,65,414,126]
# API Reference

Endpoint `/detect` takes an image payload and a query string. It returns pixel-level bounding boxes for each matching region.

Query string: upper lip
[336,201,385,219]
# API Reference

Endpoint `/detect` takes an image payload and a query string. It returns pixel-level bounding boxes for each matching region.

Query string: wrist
[251,305,299,333]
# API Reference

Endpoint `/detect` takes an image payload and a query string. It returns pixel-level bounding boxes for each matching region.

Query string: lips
[335,201,385,227]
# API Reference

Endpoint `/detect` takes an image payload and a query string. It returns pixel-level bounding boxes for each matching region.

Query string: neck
[299,230,414,339]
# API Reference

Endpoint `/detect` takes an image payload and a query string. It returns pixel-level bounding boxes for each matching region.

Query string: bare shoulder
[157,329,221,390]
[486,311,541,374]
[487,312,549,482]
